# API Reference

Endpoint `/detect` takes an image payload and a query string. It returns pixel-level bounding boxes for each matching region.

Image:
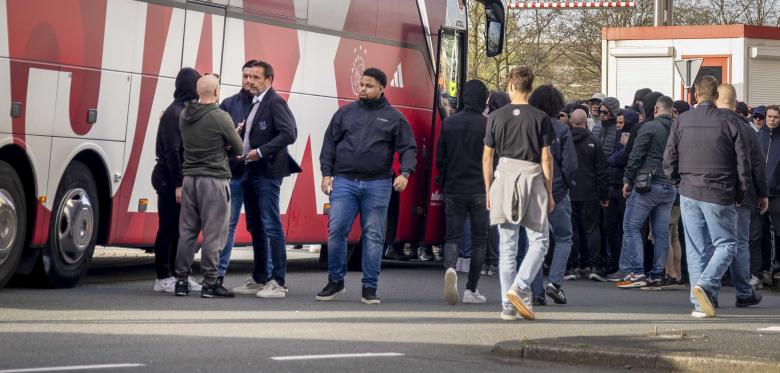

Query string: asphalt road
[1,247,778,373]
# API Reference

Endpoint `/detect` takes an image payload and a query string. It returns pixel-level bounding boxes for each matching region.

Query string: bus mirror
[482,0,505,57]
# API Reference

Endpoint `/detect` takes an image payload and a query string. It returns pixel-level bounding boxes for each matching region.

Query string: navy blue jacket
[244,87,302,178]
[664,102,750,205]
[320,96,417,180]
[550,117,578,203]
[219,89,253,179]
[759,125,780,198]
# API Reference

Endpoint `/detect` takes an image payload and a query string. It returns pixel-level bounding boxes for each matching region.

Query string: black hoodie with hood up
[570,126,609,202]
[436,80,490,195]
[151,67,200,192]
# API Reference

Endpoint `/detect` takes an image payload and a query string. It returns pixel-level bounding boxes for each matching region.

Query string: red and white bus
[0,0,505,288]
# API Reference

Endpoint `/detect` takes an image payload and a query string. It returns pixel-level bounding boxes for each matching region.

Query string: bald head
[570,109,588,128]
[197,75,220,104]
[716,83,737,110]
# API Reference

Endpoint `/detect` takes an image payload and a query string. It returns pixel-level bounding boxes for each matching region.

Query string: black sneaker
[692,285,717,317]
[174,279,189,296]
[361,286,381,304]
[216,276,224,287]
[201,282,235,298]
[640,278,662,291]
[545,283,567,304]
[577,267,592,279]
[736,291,762,308]
[316,281,345,301]
[589,268,608,282]
[533,297,547,306]
[563,268,578,281]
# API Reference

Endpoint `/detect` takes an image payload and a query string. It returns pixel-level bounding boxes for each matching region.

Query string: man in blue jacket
[216,60,259,285]
[317,67,417,305]
[529,85,577,306]
[665,76,751,318]
[759,105,780,283]
[613,96,677,289]
[234,61,301,299]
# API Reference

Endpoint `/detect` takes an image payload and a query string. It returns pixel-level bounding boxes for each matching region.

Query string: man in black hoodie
[568,109,609,281]
[436,80,490,305]
[317,68,417,304]
[150,67,201,293]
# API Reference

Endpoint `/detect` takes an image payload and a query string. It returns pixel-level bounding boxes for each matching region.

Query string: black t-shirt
[484,104,555,163]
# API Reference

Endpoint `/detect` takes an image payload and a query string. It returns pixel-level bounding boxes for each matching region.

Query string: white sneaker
[233,278,265,295]
[188,277,202,292]
[308,245,321,253]
[444,268,458,305]
[500,304,518,320]
[153,276,176,293]
[256,280,287,298]
[463,289,486,304]
[691,310,714,319]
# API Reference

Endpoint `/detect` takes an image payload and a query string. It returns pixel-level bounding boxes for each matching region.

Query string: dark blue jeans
[327,177,392,289]
[218,178,243,277]
[619,182,676,279]
[242,171,287,286]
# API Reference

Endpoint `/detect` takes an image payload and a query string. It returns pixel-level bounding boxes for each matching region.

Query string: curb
[493,340,780,372]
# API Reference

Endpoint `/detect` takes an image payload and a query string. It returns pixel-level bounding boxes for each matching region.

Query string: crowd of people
[150,61,780,321]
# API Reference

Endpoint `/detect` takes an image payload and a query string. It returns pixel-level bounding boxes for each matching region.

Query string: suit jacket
[244,87,302,178]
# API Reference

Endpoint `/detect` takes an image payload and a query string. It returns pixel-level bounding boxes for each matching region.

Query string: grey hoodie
[179,102,243,179]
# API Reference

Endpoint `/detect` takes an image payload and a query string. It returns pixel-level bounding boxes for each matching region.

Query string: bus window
[437,30,461,118]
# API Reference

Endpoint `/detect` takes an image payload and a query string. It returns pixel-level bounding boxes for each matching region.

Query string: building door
[683,55,730,105]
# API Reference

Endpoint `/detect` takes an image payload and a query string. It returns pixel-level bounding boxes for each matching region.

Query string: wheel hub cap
[0,189,17,266]
[56,188,93,264]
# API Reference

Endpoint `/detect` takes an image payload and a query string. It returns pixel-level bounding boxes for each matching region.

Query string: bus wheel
[0,161,27,289]
[40,161,99,288]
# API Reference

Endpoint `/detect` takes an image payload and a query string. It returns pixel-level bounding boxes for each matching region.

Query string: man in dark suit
[232,60,301,298]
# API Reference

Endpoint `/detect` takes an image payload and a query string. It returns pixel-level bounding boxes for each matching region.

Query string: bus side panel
[421,113,445,246]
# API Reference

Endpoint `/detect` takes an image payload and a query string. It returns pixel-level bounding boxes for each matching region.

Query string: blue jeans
[619,182,676,278]
[729,205,753,299]
[533,195,573,287]
[498,220,549,307]
[242,172,287,286]
[680,196,738,311]
[327,177,392,289]
[218,178,243,277]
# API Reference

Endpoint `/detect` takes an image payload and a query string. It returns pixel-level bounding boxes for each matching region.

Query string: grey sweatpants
[175,176,230,285]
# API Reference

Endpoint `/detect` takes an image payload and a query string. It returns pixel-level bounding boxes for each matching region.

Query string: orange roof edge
[602,24,780,41]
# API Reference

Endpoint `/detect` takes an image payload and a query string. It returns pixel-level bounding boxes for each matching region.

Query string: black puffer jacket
[570,127,609,202]
[592,117,618,157]
[151,67,200,192]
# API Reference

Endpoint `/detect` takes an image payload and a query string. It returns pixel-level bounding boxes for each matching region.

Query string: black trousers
[443,193,488,291]
[569,200,603,269]
[749,211,771,275]
[154,188,180,279]
[604,188,626,273]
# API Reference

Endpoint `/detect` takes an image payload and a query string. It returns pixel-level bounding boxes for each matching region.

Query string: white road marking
[757,326,780,332]
[0,364,145,373]
[271,352,405,361]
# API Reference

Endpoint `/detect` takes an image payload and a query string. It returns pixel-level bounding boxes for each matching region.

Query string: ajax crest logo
[351,45,367,96]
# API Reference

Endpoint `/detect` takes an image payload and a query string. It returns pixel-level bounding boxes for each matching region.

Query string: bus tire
[0,161,27,289]
[40,161,99,288]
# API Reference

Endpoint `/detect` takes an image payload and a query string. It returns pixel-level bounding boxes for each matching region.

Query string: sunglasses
[754,115,765,120]
[559,112,569,118]
[598,110,611,115]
